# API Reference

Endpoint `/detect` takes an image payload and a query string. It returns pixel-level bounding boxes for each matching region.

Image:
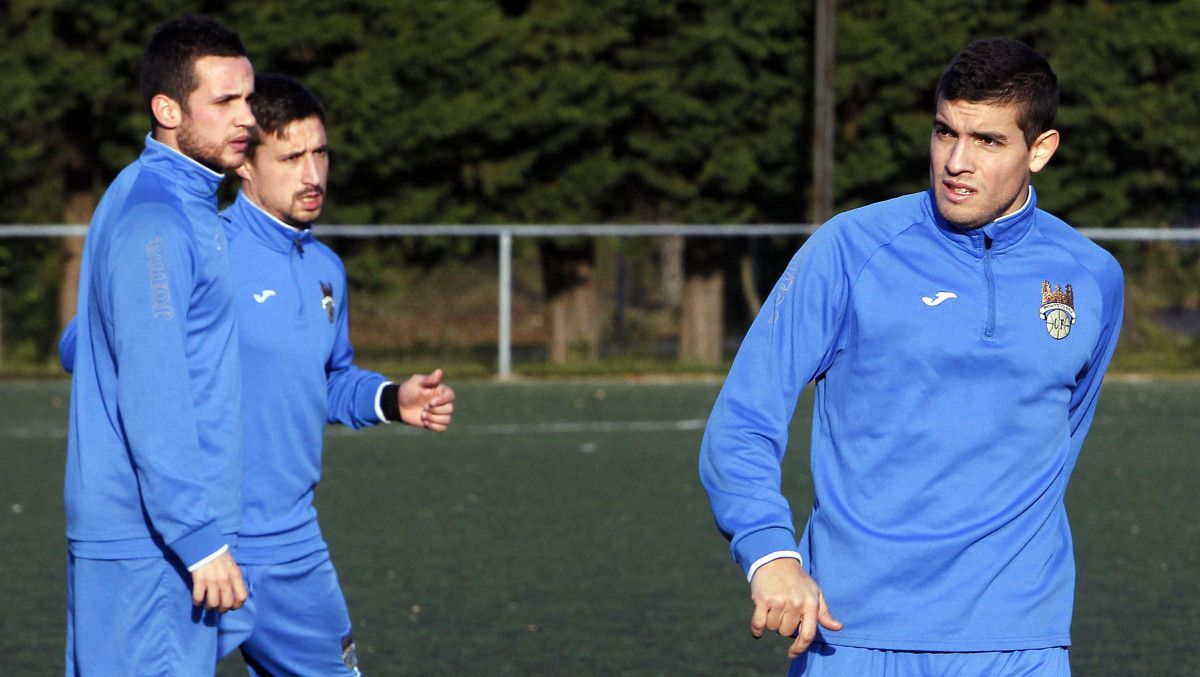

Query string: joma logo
[146,237,174,320]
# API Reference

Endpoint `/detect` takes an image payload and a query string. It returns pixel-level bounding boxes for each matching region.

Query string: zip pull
[293,237,305,255]
[984,235,993,251]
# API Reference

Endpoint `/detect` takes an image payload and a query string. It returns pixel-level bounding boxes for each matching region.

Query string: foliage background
[1,0,1197,371]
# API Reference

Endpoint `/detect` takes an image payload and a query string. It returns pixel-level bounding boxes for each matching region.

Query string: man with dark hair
[64,14,253,675]
[216,73,455,675]
[701,38,1123,675]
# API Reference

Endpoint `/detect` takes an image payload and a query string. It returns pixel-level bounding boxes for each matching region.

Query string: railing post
[498,229,513,380]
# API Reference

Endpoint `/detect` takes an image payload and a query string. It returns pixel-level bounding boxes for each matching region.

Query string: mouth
[298,191,324,210]
[941,179,977,203]
[229,136,249,152]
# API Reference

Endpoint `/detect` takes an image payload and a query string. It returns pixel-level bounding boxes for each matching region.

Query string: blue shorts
[66,553,220,676]
[790,643,1071,676]
[218,549,360,676]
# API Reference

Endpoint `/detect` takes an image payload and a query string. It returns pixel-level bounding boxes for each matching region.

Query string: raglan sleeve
[324,255,387,428]
[1066,254,1125,455]
[699,226,851,577]
[102,210,225,568]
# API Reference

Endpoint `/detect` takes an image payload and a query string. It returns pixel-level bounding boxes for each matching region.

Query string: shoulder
[1034,209,1123,291]
[309,237,348,279]
[802,192,930,270]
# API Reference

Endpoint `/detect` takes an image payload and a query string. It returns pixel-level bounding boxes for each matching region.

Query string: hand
[749,557,842,657]
[190,550,247,612]
[398,368,456,432]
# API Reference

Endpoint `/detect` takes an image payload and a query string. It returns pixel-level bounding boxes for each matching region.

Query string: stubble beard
[178,119,240,173]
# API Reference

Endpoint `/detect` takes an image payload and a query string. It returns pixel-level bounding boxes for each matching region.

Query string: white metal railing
[3,223,1198,378]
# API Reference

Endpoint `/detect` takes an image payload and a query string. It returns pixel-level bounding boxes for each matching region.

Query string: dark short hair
[245,73,326,159]
[140,15,247,130]
[935,38,1059,147]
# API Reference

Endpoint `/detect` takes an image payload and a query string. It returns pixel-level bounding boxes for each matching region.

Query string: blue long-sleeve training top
[221,192,387,564]
[700,188,1123,651]
[65,135,242,568]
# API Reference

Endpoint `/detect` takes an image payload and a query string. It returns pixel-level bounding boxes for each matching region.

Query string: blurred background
[1,0,1197,377]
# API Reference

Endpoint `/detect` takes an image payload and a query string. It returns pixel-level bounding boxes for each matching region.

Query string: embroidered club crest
[321,281,335,323]
[341,634,361,674]
[1039,280,1076,340]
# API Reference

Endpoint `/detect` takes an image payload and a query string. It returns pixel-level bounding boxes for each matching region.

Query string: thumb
[817,593,843,632]
[419,368,444,388]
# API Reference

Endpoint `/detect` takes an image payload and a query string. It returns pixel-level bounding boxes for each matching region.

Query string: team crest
[341,634,361,675]
[320,281,335,323]
[1039,280,1076,340]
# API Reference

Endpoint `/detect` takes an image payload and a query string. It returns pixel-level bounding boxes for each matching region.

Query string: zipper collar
[227,191,316,255]
[140,133,226,199]
[925,185,1038,258]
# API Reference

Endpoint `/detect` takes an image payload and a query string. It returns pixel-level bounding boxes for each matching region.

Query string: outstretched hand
[398,368,455,432]
[749,557,843,657]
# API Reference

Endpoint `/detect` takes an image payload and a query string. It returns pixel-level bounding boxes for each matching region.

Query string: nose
[301,154,320,185]
[944,137,973,176]
[237,100,256,129]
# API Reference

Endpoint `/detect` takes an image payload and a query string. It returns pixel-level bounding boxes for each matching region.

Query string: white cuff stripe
[375,381,393,424]
[746,550,803,583]
[186,544,229,572]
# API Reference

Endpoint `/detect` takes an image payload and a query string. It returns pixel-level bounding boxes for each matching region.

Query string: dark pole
[812,0,835,225]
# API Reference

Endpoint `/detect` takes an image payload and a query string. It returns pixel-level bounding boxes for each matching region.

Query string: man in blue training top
[63,14,254,675]
[60,72,456,675]
[700,38,1123,676]
[207,73,456,675]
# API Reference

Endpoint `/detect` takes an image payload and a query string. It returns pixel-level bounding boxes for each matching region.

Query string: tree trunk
[679,238,725,364]
[539,239,599,363]
[59,191,94,330]
[658,235,684,311]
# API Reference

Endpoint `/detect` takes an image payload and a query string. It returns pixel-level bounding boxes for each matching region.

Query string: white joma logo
[253,290,277,303]
[922,291,958,306]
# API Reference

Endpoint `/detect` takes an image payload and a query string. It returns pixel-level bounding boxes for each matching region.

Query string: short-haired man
[216,73,455,675]
[700,38,1123,675]
[64,15,253,675]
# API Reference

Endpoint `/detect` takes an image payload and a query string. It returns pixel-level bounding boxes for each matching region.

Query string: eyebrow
[933,117,1010,144]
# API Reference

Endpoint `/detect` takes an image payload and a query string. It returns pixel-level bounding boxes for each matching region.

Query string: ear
[235,161,253,182]
[1027,129,1059,173]
[151,93,183,130]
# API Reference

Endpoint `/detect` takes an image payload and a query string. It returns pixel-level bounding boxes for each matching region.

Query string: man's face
[176,55,255,172]
[238,115,329,228]
[928,97,1057,229]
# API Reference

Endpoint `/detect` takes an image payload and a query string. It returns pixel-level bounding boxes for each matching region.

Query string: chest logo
[921,291,958,306]
[253,289,276,303]
[320,281,335,323]
[1039,280,1076,340]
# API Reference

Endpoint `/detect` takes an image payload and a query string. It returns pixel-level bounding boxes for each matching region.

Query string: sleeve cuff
[375,381,395,423]
[186,544,229,572]
[746,550,804,583]
[733,526,800,578]
[168,522,227,570]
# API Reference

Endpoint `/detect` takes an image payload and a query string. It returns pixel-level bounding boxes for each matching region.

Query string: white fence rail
[3,224,1198,378]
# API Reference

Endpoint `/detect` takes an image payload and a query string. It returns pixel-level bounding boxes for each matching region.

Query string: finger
[206,582,221,610]
[777,608,801,638]
[427,397,455,412]
[425,413,452,427]
[218,581,233,612]
[796,597,819,650]
[789,632,812,658]
[426,404,454,417]
[764,606,785,633]
[750,602,769,638]
[817,593,843,631]
[419,369,444,388]
[230,569,248,610]
[192,579,205,607]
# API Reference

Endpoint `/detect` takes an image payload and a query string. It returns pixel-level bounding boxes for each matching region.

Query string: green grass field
[1,378,1197,675]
